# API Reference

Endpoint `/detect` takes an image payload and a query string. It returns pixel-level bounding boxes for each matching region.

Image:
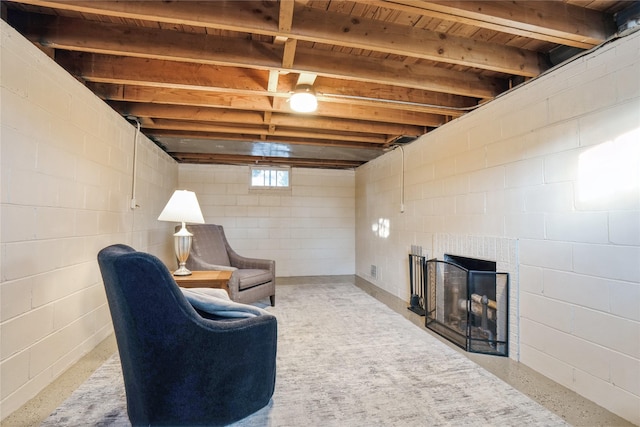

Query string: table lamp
[157,190,205,276]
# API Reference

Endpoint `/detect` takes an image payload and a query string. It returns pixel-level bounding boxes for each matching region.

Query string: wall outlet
[370,264,377,278]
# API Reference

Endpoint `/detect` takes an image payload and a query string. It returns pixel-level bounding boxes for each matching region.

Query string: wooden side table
[174,270,233,292]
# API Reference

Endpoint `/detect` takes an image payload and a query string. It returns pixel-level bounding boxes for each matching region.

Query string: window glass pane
[251,167,290,188]
[252,169,264,186]
[277,170,289,186]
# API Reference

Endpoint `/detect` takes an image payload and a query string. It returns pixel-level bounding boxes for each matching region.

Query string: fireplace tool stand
[408,248,426,316]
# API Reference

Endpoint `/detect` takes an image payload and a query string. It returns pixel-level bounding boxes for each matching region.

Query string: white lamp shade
[157,190,205,224]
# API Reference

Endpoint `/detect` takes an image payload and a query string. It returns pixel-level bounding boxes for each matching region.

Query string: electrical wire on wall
[400,145,405,213]
[128,116,141,210]
[392,144,405,214]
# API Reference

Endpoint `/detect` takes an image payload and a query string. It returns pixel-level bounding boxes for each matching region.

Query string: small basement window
[250,166,290,188]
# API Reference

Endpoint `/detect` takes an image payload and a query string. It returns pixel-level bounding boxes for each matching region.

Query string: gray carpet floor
[42,282,568,426]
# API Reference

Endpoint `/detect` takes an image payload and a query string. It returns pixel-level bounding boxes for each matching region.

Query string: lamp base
[173,222,193,276]
[173,266,192,276]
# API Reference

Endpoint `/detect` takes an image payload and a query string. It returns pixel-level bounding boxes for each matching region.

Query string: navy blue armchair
[97,244,277,426]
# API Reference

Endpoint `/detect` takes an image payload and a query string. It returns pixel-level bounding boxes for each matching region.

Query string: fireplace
[425,254,509,356]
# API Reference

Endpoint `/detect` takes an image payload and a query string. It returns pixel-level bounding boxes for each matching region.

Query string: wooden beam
[16,13,506,99]
[378,0,614,49]
[107,102,426,136]
[14,13,505,99]
[279,0,295,33]
[168,152,365,169]
[267,70,280,93]
[89,83,447,127]
[296,72,317,86]
[288,3,544,77]
[146,118,389,144]
[13,0,545,76]
[268,112,424,136]
[281,38,297,69]
[99,84,275,110]
[56,52,270,94]
[150,130,385,151]
[57,51,478,115]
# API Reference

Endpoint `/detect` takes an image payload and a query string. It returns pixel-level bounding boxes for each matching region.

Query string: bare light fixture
[157,190,205,276]
[289,84,318,113]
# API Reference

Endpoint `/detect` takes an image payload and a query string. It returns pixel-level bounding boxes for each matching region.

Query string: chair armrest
[194,309,277,333]
[228,252,275,271]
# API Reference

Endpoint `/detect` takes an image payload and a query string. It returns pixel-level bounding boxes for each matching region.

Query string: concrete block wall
[178,164,355,277]
[355,30,640,424]
[0,21,178,419]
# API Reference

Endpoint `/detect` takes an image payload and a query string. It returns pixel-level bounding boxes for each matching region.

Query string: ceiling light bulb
[290,85,318,113]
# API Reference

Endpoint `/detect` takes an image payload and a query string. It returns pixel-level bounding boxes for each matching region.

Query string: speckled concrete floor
[1,334,118,427]
[2,276,634,427]
[351,275,635,427]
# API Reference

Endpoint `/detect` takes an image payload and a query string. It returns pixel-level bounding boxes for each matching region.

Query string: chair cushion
[236,269,273,290]
[180,287,268,318]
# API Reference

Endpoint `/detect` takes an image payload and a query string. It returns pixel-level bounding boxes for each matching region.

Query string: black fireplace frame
[425,255,509,357]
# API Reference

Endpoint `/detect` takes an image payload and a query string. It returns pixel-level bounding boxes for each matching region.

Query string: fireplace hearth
[425,254,509,357]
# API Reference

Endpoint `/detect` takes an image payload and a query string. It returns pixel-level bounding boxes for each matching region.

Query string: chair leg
[269,295,275,306]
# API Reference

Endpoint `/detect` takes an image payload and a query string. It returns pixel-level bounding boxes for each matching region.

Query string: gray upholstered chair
[97,244,277,426]
[185,224,276,306]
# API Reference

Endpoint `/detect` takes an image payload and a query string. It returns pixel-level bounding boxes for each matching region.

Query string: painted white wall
[0,21,177,419]
[356,31,640,424]
[178,164,355,277]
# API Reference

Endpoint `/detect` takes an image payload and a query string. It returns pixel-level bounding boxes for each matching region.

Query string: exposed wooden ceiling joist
[377,0,613,49]
[7,0,546,75]
[169,152,366,169]
[3,0,628,169]
[55,52,474,117]
[88,83,446,128]
[107,103,426,136]
[16,13,507,99]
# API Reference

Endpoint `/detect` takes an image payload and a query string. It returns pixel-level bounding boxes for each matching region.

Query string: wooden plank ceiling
[2,0,631,169]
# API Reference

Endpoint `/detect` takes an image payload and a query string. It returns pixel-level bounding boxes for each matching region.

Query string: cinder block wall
[0,21,177,419]
[355,31,639,424]
[178,164,355,277]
